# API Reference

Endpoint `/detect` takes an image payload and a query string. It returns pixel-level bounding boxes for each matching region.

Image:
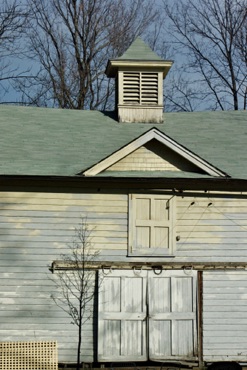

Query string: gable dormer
[105,38,173,123]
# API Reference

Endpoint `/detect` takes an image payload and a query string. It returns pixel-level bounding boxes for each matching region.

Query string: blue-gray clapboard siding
[203,271,247,362]
[1,192,247,262]
[1,191,247,363]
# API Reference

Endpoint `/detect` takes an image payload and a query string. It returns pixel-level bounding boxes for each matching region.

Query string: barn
[0,38,247,369]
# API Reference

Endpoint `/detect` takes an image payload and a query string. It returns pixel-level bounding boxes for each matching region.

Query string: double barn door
[98,270,197,362]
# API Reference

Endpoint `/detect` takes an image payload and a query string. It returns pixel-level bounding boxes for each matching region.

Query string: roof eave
[1,174,247,192]
[105,59,173,78]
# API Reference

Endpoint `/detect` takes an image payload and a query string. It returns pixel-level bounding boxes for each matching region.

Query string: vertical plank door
[98,270,148,361]
[148,270,198,361]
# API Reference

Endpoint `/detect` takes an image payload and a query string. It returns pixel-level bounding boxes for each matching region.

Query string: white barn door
[98,270,148,361]
[148,270,198,361]
[98,270,197,362]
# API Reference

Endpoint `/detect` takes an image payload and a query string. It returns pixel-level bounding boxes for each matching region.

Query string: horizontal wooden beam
[1,175,247,192]
[51,260,247,272]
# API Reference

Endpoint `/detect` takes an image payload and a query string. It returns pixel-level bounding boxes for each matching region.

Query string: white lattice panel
[0,341,58,370]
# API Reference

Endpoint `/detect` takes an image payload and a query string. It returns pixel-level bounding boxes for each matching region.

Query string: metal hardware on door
[152,266,162,275]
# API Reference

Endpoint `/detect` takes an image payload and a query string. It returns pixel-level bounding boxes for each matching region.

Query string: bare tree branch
[163,0,247,111]
[17,0,161,110]
[0,0,29,100]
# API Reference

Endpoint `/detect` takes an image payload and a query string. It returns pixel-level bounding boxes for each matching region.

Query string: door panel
[172,320,194,356]
[148,270,197,361]
[98,270,147,361]
[150,320,171,357]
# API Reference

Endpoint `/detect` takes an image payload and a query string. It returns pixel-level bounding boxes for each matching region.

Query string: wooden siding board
[204,325,247,332]
[204,305,247,311]
[0,217,128,224]
[203,272,247,278]
[0,223,126,230]
[0,192,127,200]
[178,244,247,250]
[1,211,127,219]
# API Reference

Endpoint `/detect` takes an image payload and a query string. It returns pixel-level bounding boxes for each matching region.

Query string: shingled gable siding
[106,145,180,172]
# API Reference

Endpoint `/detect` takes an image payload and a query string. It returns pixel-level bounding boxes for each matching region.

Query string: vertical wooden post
[197,271,204,369]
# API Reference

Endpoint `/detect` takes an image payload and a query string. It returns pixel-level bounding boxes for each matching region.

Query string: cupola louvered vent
[123,72,158,105]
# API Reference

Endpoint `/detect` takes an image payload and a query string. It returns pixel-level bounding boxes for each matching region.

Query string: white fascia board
[82,128,227,177]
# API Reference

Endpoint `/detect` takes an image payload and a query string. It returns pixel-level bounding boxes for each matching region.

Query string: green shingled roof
[0,105,246,179]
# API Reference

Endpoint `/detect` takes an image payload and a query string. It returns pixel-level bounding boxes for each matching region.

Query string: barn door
[98,270,148,362]
[148,270,198,361]
[98,270,198,362]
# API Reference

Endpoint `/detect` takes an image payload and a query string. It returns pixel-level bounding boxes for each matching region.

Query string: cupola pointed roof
[118,37,163,61]
[105,37,173,78]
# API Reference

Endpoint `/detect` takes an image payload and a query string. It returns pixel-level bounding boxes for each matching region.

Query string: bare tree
[0,0,28,101]
[235,14,247,108]
[163,0,247,111]
[51,219,99,370]
[17,0,161,109]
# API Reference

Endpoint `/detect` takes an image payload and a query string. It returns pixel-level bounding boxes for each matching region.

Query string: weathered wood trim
[105,60,173,78]
[118,106,164,124]
[51,261,247,271]
[197,271,203,368]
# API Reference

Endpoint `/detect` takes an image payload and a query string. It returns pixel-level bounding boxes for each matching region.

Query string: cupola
[105,38,173,123]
